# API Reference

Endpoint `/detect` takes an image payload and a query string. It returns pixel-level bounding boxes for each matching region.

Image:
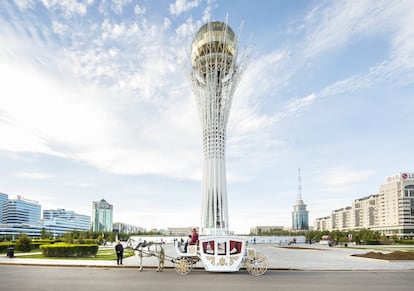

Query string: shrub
[73,239,97,245]
[32,239,55,244]
[394,239,414,245]
[40,244,99,257]
[15,234,32,252]
[0,242,15,253]
[366,240,381,245]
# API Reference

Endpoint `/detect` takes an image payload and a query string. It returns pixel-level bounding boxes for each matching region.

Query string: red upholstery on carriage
[230,240,242,254]
[202,241,215,254]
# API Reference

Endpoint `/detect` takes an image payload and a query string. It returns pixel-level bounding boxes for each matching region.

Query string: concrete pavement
[1,243,414,271]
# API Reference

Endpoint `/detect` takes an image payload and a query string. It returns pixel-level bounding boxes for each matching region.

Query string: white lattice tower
[190,21,243,235]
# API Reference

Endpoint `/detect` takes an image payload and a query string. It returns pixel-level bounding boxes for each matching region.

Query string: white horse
[126,238,165,272]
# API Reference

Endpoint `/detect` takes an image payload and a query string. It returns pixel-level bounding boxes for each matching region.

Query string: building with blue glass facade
[292,200,309,230]
[0,192,8,224]
[0,193,91,238]
[92,199,113,232]
[2,195,41,225]
[42,209,91,236]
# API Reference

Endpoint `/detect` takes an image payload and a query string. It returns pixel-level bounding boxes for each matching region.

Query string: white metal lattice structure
[190,21,244,235]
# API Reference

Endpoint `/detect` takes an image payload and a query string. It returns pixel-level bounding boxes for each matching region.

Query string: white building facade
[315,172,414,238]
[113,222,144,234]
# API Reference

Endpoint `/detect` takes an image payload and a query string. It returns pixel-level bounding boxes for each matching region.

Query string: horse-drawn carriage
[127,236,268,275]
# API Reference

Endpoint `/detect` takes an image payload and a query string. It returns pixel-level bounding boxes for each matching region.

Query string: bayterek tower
[190,21,243,235]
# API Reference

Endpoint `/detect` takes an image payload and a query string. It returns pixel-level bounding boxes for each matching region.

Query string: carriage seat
[175,241,198,255]
[187,244,198,255]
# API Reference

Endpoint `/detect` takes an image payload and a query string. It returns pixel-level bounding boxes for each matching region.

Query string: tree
[40,228,52,239]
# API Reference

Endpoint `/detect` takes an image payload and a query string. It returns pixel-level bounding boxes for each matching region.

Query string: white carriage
[173,236,268,275]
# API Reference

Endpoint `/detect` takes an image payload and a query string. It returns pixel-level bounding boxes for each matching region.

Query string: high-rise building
[373,172,414,237]
[0,192,8,224]
[315,172,414,238]
[42,209,91,236]
[2,195,41,225]
[190,21,244,235]
[92,199,113,232]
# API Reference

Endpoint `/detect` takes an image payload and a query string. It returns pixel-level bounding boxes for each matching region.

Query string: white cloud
[175,17,196,39]
[0,60,118,151]
[41,0,89,18]
[134,4,146,15]
[52,21,68,35]
[163,17,172,30]
[111,0,132,15]
[3,0,413,188]
[301,0,390,58]
[169,0,200,16]
[201,0,215,23]
[12,172,55,180]
[0,12,202,180]
[317,167,376,190]
[13,0,35,10]
[280,93,316,119]
[300,0,414,88]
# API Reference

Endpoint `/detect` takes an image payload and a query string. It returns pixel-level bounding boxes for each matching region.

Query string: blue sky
[1,0,413,234]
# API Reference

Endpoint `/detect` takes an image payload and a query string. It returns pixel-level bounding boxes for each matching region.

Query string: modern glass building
[292,200,310,230]
[43,209,91,236]
[0,194,92,238]
[92,199,113,232]
[0,192,8,224]
[2,195,41,225]
[190,21,245,235]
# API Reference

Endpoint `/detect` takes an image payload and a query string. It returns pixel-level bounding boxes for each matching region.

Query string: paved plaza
[1,243,414,271]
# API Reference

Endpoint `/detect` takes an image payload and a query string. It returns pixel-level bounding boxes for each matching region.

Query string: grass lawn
[17,248,136,260]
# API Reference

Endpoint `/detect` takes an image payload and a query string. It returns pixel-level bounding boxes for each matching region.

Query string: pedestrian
[115,240,124,265]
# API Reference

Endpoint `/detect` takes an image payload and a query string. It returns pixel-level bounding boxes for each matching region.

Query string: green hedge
[31,242,46,250]
[365,240,381,245]
[0,242,15,253]
[394,239,414,245]
[74,239,97,244]
[40,244,99,257]
[33,239,55,244]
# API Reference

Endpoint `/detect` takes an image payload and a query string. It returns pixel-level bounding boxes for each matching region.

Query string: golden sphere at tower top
[191,21,237,67]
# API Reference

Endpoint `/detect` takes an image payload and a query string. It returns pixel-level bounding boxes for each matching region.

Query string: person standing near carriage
[115,240,124,265]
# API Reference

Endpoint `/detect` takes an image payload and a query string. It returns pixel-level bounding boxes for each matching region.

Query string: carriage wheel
[174,258,191,275]
[245,253,268,276]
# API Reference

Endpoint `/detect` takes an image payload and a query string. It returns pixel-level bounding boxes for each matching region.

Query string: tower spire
[292,167,309,230]
[297,168,302,201]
